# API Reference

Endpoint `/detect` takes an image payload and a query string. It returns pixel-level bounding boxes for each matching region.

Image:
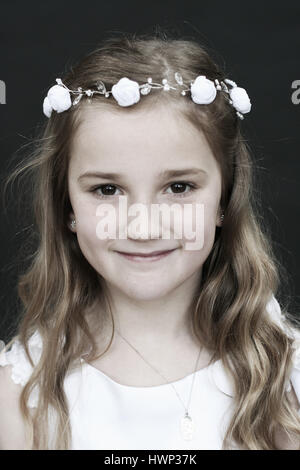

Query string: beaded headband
[43,72,251,120]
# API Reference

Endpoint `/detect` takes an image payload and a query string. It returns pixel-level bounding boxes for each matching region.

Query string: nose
[126,202,161,240]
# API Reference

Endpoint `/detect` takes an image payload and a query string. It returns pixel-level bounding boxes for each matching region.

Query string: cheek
[74,205,110,261]
[180,200,217,252]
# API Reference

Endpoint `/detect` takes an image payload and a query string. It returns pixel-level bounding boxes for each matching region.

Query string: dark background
[0,1,299,342]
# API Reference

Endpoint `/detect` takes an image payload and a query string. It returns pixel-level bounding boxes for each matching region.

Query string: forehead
[69,103,218,174]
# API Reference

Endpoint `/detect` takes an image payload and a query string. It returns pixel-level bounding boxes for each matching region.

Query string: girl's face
[68,104,222,301]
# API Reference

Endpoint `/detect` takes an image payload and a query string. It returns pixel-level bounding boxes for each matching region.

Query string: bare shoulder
[0,364,30,450]
[274,383,300,450]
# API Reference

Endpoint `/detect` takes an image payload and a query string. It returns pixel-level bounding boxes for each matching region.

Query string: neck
[96,274,201,353]
[84,273,215,381]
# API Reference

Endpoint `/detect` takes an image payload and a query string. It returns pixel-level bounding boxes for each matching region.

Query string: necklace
[115,328,203,441]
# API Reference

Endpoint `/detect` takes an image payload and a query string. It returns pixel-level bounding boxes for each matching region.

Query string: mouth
[115,248,177,262]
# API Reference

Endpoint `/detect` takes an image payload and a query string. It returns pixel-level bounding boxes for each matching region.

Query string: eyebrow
[77,168,208,182]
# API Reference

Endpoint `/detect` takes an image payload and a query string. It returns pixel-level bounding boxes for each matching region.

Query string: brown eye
[166,182,196,197]
[91,184,121,198]
[98,184,117,196]
[170,183,188,193]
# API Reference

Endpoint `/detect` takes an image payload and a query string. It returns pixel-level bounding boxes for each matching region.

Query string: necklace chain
[115,328,203,416]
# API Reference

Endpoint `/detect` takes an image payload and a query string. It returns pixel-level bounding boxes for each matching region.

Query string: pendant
[180,412,195,441]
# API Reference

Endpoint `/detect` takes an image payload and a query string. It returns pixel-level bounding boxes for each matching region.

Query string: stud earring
[70,219,76,229]
[220,213,225,223]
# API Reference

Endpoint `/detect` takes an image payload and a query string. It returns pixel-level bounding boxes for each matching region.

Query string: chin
[116,281,176,301]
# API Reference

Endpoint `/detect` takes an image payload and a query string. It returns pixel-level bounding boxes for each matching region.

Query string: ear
[68,212,76,232]
[216,209,224,228]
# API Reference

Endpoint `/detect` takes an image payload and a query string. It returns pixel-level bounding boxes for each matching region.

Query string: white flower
[229,87,251,114]
[190,75,217,105]
[43,96,53,118]
[43,84,72,117]
[111,77,141,107]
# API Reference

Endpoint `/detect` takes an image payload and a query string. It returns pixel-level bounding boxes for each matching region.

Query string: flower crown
[43,72,251,120]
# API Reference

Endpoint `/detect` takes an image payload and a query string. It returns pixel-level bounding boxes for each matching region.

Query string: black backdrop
[0,1,299,342]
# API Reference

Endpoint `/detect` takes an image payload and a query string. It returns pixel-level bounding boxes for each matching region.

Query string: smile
[116,249,177,262]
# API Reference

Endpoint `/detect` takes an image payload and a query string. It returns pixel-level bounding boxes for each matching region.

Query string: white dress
[0,295,299,450]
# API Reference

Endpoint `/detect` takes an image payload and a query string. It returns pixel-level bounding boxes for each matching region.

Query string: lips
[117,249,175,257]
[116,249,177,263]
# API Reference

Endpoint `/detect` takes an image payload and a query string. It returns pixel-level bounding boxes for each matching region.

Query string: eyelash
[89,181,198,199]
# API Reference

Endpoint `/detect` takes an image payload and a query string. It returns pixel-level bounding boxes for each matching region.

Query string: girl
[0,31,299,450]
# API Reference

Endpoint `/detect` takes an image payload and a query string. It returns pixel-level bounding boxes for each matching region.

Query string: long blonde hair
[1,29,300,449]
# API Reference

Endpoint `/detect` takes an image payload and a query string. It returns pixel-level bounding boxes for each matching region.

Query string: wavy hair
[1,29,300,449]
